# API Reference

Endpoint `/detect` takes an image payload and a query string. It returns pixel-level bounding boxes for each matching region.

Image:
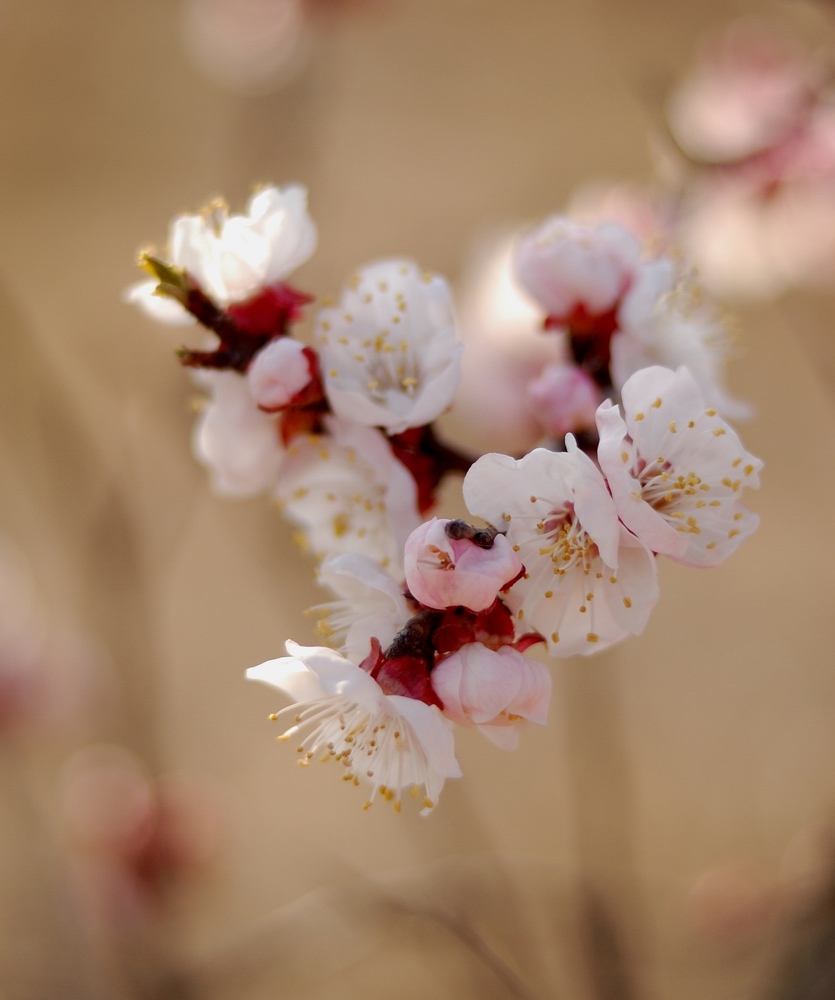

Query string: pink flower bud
[404,518,523,613]
[431,643,551,749]
[527,362,602,438]
[247,337,314,410]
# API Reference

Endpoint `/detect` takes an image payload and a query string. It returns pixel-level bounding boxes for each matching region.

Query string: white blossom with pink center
[403,518,522,613]
[192,369,284,497]
[128,185,317,322]
[613,259,750,420]
[463,442,659,657]
[526,363,602,439]
[514,217,642,322]
[312,553,411,664]
[597,365,762,567]
[430,643,551,750]
[275,416,420,573]
[247,641,461,813]
[316,260,462,434]
[246,336,314,411]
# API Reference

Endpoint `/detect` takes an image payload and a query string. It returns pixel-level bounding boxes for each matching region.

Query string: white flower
[247,641,461,813]
[430,643,551,750]
[129,184,317,323]
[514,217,642,321]
[316,260,462,434]
[192,369,284,496]
[275,416,420,573]
[597,365,762,567]
[613,259,750,421]
[312,553,411,664]
[463,442,659,657]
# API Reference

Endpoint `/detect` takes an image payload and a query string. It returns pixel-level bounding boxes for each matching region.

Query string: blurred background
[1,0,835,997]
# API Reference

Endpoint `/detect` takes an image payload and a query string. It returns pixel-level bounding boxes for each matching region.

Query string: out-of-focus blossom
[192,369,285,497]
[667,22,817,164]
[0,539,97,735]
[248,641,461,813]
[526,362,602,439]
[430,643,550,749]
[182,0,310,96]
[463,441,659,657]
[403,517,523,613]
[453,233,554,454]
[612,259,750,420]
[567,180,677,255]
[317,260,462,435]
[61,745,220,931]
[181,0,388,96]
[247,336,316,411]
[681,173,835,299]
[312,552,411,662]
[597,366,761,566]
[275,416,420,573]
[129,185,317,322]
[515,217,642,324]
[667,21,835,298]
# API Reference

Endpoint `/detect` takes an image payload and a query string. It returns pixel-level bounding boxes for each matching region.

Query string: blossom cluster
[131,182,761,814]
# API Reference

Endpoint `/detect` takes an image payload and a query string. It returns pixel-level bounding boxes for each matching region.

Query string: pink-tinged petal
[563,437,621,569]
[431,644,551,733]
[404,518,523,612]
[247,337,314,410]
[596,400,688,559]
[604,366,761,566]
[515,217,642,318]
[527,363,602,438]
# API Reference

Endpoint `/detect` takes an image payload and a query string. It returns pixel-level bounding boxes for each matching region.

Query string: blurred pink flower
[526,363,602,439]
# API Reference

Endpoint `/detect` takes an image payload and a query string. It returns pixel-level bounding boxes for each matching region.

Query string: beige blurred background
[0,1,834,997]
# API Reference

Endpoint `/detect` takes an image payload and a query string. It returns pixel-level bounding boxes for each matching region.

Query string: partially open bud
[430,643,551,749]
[404,517,523,613]
[247,338,315,410]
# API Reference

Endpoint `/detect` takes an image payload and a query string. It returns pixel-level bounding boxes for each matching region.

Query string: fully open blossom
[463,442,659,657]
[597,365,762,567]
[313,553,411,663]
[247,641,461,813]
[192,369,284,496]
[129,185,317,323]
[515,217,642,323]
[316,260,462,434]
[275,416,420,573]
[403,518,523,613]
[430,643,551,749]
